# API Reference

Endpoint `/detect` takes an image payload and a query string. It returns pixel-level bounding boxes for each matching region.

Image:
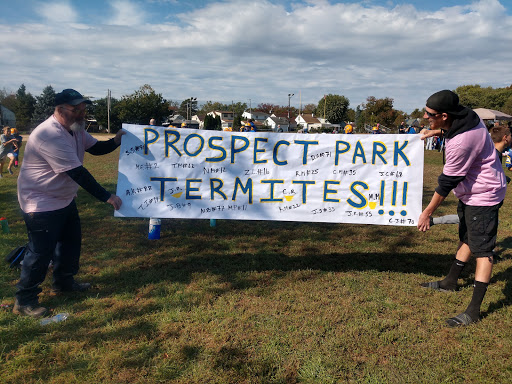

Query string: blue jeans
[16,200,82,305]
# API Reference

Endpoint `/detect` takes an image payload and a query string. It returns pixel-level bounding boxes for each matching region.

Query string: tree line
[1,83,511,133]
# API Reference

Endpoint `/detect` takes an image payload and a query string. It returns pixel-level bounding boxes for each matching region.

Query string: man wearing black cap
[418,90,506,327]
[14,89,125,318]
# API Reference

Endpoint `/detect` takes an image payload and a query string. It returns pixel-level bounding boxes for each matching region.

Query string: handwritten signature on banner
[115,125,424,226]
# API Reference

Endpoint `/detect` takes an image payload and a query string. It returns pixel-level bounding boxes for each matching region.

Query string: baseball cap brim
[68,98,92,106]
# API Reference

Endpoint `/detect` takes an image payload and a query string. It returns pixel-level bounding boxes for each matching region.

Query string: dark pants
[16,200,82,305]
[457,200,502,258]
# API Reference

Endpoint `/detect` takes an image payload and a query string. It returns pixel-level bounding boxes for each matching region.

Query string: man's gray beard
[70,120,86,133]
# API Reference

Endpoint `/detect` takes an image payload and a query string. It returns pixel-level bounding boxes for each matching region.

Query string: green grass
[1,140,512,383]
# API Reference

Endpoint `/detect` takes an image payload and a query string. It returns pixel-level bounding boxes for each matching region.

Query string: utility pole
[107,89,111,133]
[323,94,327,120]
[288,93,294,129]
[187,97,197,121]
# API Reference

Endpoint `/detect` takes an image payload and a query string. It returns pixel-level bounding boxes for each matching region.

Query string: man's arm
[65,165,122,210]
[86,129,126,156]
[418,191,446,232]
[419,129,442,139]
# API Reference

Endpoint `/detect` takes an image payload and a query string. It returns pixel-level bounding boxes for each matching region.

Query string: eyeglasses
[425,110,442,118]
[60,106,87,114]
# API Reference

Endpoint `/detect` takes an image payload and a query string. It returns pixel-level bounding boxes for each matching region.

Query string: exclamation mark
[400,182,408,216]
[402,182,408,205]
[380,181,385,206]
[392,181,397,206]
[378,181,385,215]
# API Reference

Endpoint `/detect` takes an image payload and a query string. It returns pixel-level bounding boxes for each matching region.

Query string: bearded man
[14,89,125,318]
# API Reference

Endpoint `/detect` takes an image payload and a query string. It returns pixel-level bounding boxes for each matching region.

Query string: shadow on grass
[483,266,512,319]
[71,188,475,296]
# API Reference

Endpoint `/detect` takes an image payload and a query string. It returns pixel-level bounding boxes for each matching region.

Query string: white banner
[115,124,424,226]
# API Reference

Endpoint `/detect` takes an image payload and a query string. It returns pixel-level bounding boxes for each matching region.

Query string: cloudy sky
[1,0,511,112]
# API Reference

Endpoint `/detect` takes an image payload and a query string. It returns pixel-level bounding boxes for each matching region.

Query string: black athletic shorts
[457,200,503,258]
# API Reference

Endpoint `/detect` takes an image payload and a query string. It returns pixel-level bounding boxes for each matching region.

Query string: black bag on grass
[5,245,27,268]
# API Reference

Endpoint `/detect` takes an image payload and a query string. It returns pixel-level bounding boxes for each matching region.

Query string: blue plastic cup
[148,218,161,239]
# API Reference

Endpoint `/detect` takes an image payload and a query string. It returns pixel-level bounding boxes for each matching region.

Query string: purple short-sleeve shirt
[17,115,98,213]
[443,121,506,206]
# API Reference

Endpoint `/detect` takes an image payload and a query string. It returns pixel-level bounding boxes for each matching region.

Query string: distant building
[271,112,297,131]
[295,113,340,133]
[295,113,323,132]
[162,114,185,127]
[207,111,234,131]
[0,104,16,127]
[242,110,270,122]
[191,114,205,129]
[406,118,422,128]
[265,116,289,132]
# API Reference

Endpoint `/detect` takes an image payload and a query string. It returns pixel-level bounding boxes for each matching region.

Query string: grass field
[1,137,512,383]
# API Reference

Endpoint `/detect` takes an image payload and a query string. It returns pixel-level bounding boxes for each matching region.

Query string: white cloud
[2,0,511,112]
[107,0,148,26]
[36,1,78,23]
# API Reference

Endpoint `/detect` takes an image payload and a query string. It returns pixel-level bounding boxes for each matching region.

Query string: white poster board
[115,124,424,226]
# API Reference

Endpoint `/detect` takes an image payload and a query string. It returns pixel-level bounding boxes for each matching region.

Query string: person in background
[399,121,407,134]
[14,89,125,318]
[0,126,17,176]
[418,90,506,327]
[406,125,417,134]
[249,119,257,132]
[11,128,23,167]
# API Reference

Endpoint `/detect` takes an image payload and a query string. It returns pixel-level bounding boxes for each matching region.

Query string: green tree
[502,94,512,116]
[203,114,222,131]
[0,87,12,103]
[456,85,484,109]
[13,84,36,129]
[116,85,169,125]
[361,96,397,128]
[231,101,248,118]
[456,84,512,111]
[93,96,122,132]
[203,114,215,130]
[178,98,198,119]
[32,85,55,127]
[233,114,242,131]
[345,108,356,123]
[410,108,423,119]
[393,110,409,130]
[214,115,222,130]
[199,101,228,114]
[257,103,279,114]
[0,94,17,114]
[316,94,350,124]
[302,104,316,114]
[484,88,512,110]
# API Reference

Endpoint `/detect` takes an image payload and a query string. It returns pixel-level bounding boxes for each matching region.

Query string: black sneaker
[446,312,479,327]
[420,281,457,292]
[51,281,91,294]
[13,300,48,318]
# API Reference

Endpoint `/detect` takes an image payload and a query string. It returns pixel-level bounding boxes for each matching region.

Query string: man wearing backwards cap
[14,89,125,318]
[418,90,506,327]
